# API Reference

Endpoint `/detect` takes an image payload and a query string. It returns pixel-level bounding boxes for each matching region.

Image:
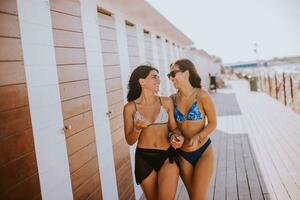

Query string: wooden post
[290,74,294,104]
[283,72,287,106]
[259,74,263,92]
[268,74,272,96]
[275,73,278,100]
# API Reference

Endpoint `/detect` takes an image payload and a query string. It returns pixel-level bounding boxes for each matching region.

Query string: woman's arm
[197,91,217,140]
[163,97,184,148]
[123,102,144,145]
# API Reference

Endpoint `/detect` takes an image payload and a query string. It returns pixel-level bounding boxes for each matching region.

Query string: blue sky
[147,0,300,63]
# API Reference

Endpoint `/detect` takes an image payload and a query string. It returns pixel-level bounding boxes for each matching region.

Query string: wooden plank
[57,64,88,83]
[64,111,93,138]
[143,33,151,42]
[73,172,101,200]
[109,114,124,133]
[98,13,115,29]
[0,84,28,112]
[66,126,95,156]
[99,26,117,41]
[0,173,41,200]
[118,173,134,200]
[86,188,102,200]
[0,62,25,86]
[0,12,20,38]
[101,52,120,66]
[213,132,227,200]
[51,11,82,32]
[128,56,140,68]
[0,151,38,194]
[0,129,34,167]
[206,131,221,200]
[59,80,90,101]
[50,0,81,17]
[103,65,121,79]
[226,134,238,200]
[0,37,23,61]
[55,47,86,65]
[234,134,251,200]
[53,29,84,48]
[241,134,264,200]
[105,77,122,92]
[126,27,137,37]
[0,0,17,15]
[69,142,97,173]
[61,95,92,119]
[111,127,124,145]
[101,40,118,53]
[108,101,123,119]
[0,106,32,139]
[128,46,139,57]
[116,159,132,187]
[126,35,138,46]
[71,157,99,190]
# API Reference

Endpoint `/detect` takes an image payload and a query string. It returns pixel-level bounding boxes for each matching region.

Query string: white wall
[17,0,73,199]
[80,0,119,199]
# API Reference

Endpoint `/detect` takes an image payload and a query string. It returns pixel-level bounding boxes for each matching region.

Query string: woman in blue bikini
[168,59,217,200]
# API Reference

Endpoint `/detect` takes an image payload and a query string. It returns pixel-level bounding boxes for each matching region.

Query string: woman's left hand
[188,133,204,146]
[170,133,184,149]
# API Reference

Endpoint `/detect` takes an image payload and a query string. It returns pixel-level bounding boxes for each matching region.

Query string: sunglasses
[167,70,183,79]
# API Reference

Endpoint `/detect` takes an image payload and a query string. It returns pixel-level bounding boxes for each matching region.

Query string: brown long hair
[127,65,159,102]
[173,58,202,88]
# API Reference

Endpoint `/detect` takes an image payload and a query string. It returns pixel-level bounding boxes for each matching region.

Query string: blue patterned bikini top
[174,93,203,122]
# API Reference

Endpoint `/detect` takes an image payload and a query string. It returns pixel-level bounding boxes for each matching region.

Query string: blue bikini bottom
[177,138,211,166]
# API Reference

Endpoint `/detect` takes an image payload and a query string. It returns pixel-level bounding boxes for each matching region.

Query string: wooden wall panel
[144,32,153,64]
[0,62,25,86]
[0,0,18,15]
[0,107,32,139]
[66,127,95,156]
[50,1,102,199]
[57,64,88,83]
[156,37,167,95]
[61,95,92,119]
[0,84,28,111]
[103,65,121,79]
[0,12,20,37]
[0,38,23,61]
[53,30,84,48]
[0,129,34,166]
[99,12,134,200]
[126,25,139,72]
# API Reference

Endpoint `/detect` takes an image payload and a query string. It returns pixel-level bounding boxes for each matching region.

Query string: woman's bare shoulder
[123,101,135,113]
[198,88,213,103]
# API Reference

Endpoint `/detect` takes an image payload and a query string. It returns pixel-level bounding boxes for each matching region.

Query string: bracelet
[168,132,175,140]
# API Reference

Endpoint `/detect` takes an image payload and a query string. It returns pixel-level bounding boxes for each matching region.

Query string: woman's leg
[178,156,194,199]
[140,170,158,200]
[191,145,214,200]
[157,159,180,200]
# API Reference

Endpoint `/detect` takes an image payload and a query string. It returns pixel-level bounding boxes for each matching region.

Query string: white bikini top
[133,97,168,126]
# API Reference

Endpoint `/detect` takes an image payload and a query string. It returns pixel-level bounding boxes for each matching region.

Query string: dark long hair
[127,65,159,102]
[173,58,202,88]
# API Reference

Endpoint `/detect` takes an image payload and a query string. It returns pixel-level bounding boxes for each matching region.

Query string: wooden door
[98,10,135,200]
[49,0,102,199]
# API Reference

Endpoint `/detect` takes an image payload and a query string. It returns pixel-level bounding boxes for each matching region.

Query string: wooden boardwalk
[173,80,300,200]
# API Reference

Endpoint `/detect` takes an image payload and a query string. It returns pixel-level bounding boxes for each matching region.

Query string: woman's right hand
[134,119,149,132]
